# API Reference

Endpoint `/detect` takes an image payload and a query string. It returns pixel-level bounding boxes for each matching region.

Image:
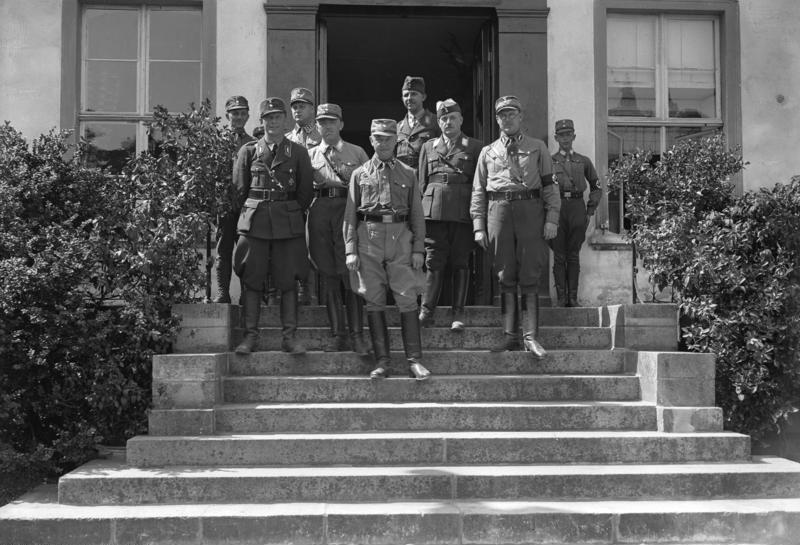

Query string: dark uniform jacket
[551,150,602,216]
[418,133,484,223]
[396,109,440,169]
[233,136,313,240]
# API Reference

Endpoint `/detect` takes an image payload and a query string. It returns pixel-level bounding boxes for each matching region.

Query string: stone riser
[220,375,640,404]
[57,457,800,505]
[235,326,612,351]
[126,432,751,467]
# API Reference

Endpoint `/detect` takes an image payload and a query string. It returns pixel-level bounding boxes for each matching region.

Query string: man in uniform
[550,119,602,307]
[308,103,371,355]
[233,97,314,355]
[343,119,430,381]
[213,95,255,304]
[470,96,560,358]
[285,87,321,305]
[396,76,440,171]
[417,98,483,331]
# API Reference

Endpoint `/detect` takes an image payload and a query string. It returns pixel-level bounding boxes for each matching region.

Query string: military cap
[555,119,575,133]
[316,103,343,120]
[290,87,315,106]
[436,98,461,118]
[495,95,523,113]
[402,76,426,94]
[225,95,249,112]
[259,97,286,118]
[370,119,397,136]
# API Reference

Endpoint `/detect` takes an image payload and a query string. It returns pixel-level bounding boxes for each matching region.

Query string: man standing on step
[344,119,431,381]
[213,95,255,304]
[308,103,371,355]
[417,98,483,332]
[470,96,560,359]
[550,119,602,307]
[233,97,314,355]
[396,76,440,172]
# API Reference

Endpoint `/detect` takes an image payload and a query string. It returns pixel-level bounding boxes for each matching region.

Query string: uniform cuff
[545,209,560,225]
[473,218,486,232]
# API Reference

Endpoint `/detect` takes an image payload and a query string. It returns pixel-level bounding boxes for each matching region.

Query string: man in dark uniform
[213,95,255,304]
[232,97,314,355]
[343,119,430,381]
[308,103,371,354]
[550,119,602,307]
[417,98,483,331]
[470,96,560,359]
[396,76,440,171]
[285,87,321,305]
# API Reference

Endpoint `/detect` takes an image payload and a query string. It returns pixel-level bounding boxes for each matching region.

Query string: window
[605,13,722,233]
[80,5,203,172]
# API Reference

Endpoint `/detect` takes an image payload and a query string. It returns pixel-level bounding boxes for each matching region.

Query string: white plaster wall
[739,0,800,190]
[216,0,267,135]
[0,0,62,140]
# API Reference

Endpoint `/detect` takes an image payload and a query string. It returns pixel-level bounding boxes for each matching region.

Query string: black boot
[280,289,306,354]
[400,310,430,381]
[490,292,520,352]
[520,292,547,359]
[419,269,443,327]
[323,277,348,352]
[234,289,262,354]
[212,255,232,304]
[567,257,580,307]
[553,254,568,307]
[367,310,391,379]
[346,288,370,356]
[451,268,469,332]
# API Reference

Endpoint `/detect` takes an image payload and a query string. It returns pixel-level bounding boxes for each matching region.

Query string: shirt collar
[321,139,344,153]
[407,109,425,125]
[500,132,523,147]
[296,124,314,135]
[441,132,462,148]
[371,155,396,170]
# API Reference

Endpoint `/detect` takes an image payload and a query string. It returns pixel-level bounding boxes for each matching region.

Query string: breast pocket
[517,149,539,176]
[358,176,379,206]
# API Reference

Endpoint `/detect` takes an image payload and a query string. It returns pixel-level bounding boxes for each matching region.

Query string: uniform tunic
[396,109,440,170]
[343,156,425,312]
[216,128,255,273]
[470,133,561,293]
[307,139,369,277]
[418,132,484,271]
[232,136,314,292]
[286,124,321,150]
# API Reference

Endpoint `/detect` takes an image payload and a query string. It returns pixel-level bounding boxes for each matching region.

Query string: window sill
[588,230,632,251]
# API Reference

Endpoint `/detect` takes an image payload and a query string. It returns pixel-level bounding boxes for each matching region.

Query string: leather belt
[487,189,541,201]
[428,173,469,184]
[357,211,409,223]
[561,191,584,199]
[248,189,296,201]
[314,187,348,198]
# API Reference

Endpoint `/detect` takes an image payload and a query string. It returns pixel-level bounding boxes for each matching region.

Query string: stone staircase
[2,302,800,544]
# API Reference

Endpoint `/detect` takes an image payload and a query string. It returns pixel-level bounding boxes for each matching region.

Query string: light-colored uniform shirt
[308,139,369,189]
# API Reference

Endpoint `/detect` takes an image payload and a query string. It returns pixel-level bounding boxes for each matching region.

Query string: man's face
[402,90,425,114]
[555,130,576,152]
[226,109,249,130]
[262,112,287,140]
[370,134,398,160]
[496,108,523,136]
[316,117,343,145]
[291,102,315,126]
[438,112,463,139]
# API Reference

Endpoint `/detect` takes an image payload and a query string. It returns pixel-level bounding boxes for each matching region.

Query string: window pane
[149,10,202,61]
[85,8,138,60]
[608,15,656,117]
[607,126,660,233]
[667,19,717,118]
[148,61,201,112]
[667,126,718,148]
[81,122,137,173]
[84,60,137,112]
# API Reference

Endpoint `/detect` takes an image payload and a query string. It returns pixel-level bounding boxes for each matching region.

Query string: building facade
[2,0,799,305]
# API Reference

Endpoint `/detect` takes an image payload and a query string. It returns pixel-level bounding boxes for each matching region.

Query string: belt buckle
[381,215,393,223]
[441,173,449,184]
[504,191,514,201]
[563,191,572,198]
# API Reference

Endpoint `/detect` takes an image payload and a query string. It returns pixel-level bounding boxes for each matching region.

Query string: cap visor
[316,114,340,120]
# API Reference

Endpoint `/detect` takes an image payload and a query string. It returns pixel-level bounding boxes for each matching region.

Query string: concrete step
[5,486,800,545]
[251,304,602,328]
[227,348,626,376]
[235,325,612,351]
[221,375,640,404]
[126,431,751,467]
[57,456,800,505]
[209,400,658,434]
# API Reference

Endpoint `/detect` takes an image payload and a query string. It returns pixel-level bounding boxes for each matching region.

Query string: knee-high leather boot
[451,268,469,332]
[400,310,430,381]
[419,269,443,327]
[280,289,306,354]
[346,288,370,356]
[567,257,580,307]
[521,292,547,359]
[367,310,391,379]
[553,253,568,307]
[490,292,520,352]
[213,255,232,304]
[323,276,348,352]
[234,289,262,354]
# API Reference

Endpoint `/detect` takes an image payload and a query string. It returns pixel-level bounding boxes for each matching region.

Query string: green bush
[0,101,238,476]
[609,134,800,443]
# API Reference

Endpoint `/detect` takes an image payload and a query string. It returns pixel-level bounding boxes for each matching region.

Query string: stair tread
[216,400,654,409]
